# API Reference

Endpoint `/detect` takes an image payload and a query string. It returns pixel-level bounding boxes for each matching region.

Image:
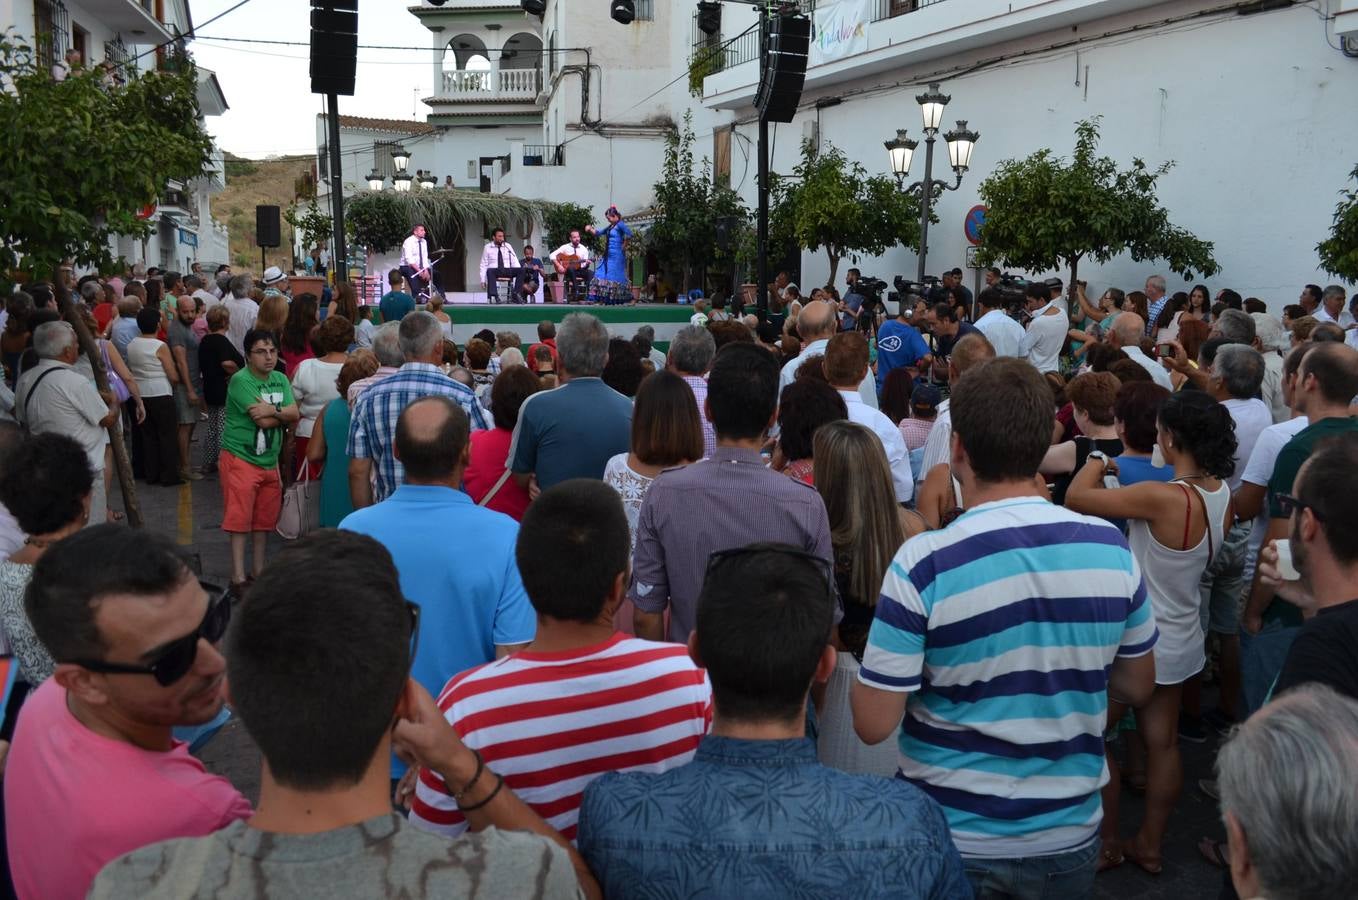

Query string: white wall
[677,1,1358,306]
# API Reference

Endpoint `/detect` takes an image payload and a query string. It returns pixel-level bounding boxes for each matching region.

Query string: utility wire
[129,0,256,63]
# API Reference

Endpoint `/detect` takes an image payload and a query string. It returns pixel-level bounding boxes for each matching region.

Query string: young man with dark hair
[379,267,416,324]
[580,544,967,897]
[342,396,535,781]
[823,332,913,501]
[90,529,593,900]
[1241,342,1358,705]
[972,286,1025,358]
[411,480,710,842]
[5,526,251,900]
[873,294,933,395]
[852,357,1157,897]
[630,343,836,643]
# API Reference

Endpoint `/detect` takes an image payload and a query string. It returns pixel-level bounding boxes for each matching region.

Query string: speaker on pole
[255,205,281,249]
[310,0,357,96]
[755,13,810,124]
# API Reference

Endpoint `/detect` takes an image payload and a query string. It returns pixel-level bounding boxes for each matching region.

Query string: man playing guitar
[550,229,592,302]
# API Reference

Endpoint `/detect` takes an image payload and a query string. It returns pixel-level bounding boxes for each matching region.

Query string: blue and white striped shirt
[859,497,1157,858]
[347,362,488,503]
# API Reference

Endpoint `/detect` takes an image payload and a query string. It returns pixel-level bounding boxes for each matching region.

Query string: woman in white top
[426,293,454,340]
[1066,390,1236,876]
[126,307,182,486]
[603,371,702,632]
[289,315,353,480]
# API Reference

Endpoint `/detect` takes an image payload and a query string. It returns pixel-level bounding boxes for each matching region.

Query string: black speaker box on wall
[255,205,281,249]
[310,0,358,96]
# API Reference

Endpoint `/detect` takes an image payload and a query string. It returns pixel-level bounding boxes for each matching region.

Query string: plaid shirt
[347,362,488,502]
[680,374,716,459]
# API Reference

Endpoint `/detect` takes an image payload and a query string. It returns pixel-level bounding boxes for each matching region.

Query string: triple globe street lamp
[883,83,980,283]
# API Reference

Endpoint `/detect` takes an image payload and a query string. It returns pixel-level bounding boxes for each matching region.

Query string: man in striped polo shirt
[411,480,712,843]
[852,357,1158,898]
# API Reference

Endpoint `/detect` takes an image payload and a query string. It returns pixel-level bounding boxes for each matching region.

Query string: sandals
[1123,845,1163,876]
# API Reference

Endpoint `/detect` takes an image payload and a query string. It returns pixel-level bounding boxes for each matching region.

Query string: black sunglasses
[1276,493,1324,521]
[704,546,835,605]
[69,583,232,686]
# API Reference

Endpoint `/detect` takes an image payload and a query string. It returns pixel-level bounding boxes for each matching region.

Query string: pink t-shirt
[4,679,253,900]
[463,427,532,521]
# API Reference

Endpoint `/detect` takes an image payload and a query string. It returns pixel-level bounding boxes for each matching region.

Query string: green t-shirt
[1263,416,1358,625]
[221,367,294,468]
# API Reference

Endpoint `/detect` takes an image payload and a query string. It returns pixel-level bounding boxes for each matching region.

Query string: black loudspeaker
[697,1,722,36]
[755,14,810,124]
[310,0,357,96]
[256,205,281,248]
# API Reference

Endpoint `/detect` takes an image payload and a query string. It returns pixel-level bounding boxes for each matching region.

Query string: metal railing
[522,144,565,167]
[440,66,542,98]
[872,0,950,22]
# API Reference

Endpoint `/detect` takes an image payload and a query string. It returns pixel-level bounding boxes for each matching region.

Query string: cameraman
[875,294,933,396]
[839,268,866,331]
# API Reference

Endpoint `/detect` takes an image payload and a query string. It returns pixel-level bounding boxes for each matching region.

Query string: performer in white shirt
[400,224,433,300]
[477,227,522,303]
[550,229,592,302]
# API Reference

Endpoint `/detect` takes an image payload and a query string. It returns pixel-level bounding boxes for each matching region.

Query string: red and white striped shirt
[410,633,712,842]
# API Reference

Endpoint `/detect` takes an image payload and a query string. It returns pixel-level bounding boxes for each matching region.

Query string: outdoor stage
[433,303,695,349]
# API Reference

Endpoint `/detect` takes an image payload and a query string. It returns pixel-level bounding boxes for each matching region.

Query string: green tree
[541,202,596,255]
[649,113,749,291]
[976,117,1218,286]
[285,201,332,254]
[345,192,409,253]
[1317,164,1358,284]
[0,34,213,279]
[771,140,923,285]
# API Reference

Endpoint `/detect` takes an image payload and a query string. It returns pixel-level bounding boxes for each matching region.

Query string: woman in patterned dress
[585,205,634,306]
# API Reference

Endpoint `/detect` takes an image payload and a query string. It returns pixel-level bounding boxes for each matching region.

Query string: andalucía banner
[811,0,871,67]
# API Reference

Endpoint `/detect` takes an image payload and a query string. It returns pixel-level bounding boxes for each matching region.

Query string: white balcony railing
[440,66,542,100]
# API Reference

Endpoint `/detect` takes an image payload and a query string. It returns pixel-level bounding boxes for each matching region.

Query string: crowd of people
[0,259,1356,900]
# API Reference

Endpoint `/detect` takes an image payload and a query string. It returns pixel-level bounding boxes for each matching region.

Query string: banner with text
[811,0,871,68]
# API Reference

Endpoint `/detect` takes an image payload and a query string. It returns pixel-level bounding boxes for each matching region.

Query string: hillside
[211,153,316,273]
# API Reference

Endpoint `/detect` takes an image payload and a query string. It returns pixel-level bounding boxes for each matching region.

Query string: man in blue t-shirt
[875,296,933,394]
[378,268,416,323]
[508,313,632,489]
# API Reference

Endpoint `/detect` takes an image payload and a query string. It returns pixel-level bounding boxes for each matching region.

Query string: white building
[4,0,232,273]
[321,0,1358,305]
[675,0,1358,302]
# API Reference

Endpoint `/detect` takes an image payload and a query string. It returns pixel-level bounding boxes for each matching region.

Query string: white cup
[1274,539,1301,582]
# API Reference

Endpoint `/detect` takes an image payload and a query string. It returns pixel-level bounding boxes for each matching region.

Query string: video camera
[993,272,1033,321]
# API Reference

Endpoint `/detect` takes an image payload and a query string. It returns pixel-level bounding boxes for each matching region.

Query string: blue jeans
[963,837,1099,900]
[1239,619,1300,716]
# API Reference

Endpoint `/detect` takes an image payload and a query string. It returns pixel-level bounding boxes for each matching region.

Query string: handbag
[100,341,131,404]
[276,459,321,539]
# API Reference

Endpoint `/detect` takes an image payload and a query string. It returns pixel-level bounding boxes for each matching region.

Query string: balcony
[438,66,542,101]
[521,144,565,167]
[700,0,1172,108]
[81,0,174,43]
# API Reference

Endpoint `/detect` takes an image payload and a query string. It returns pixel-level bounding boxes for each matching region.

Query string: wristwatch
[1087,450,1110,471]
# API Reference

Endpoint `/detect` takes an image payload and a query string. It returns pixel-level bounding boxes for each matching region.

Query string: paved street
[119,452,1229,900]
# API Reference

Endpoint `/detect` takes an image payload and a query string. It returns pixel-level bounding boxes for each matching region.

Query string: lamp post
[885,83,980,283]
[391,146,411,174]
[393,172,413,192]
[419,171,438,190]
[366,171,384,191]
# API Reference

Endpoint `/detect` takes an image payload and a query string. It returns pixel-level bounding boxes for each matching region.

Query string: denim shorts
[1199,519,1252,635]
[963,836,1099,900]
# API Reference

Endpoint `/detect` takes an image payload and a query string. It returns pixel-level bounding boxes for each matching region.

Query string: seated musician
[550,230,592,301]
[478,227,522,303]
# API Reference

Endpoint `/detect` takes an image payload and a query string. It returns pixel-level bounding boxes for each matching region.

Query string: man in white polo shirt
[823,332,912,502]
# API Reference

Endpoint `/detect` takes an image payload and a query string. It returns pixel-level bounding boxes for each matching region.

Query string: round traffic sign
[964,205,987,246]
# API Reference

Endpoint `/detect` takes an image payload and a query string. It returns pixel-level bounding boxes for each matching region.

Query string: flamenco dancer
[584,205,634,306]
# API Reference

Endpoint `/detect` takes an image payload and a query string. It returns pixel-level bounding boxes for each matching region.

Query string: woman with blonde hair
[254,293,288,346]
[812,420,926,776]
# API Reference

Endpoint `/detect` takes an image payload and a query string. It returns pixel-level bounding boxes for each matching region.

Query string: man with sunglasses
[4,526,251,900]
[90,529,594,900]
[1241,342,1358,703]
[578,544,967,898]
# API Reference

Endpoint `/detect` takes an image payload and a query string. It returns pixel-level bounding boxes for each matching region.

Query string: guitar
[553,248,589,274]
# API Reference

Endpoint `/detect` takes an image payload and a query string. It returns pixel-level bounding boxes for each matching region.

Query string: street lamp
[393,171,413,192]
[419,171,438,189]
[884,83,980,283]
[365,170,384,191]
[391,146,411,174]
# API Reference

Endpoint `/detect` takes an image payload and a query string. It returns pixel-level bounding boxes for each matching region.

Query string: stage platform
[426,303,695,349]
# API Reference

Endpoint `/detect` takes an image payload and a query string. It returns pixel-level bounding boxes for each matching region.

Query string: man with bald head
[778,300,877,409]
[1107,312,1173,389]
[340,395,535,779]
[915,332,996,489]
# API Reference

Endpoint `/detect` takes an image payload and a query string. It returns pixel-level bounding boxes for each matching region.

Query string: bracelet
[457,772,503,813]
[452,748,485,800]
